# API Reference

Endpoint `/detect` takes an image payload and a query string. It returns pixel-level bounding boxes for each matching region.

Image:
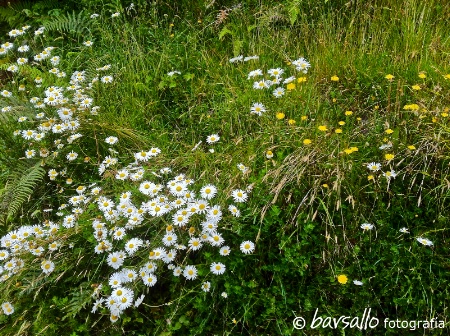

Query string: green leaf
[183,73,194,81]
[218,27,232,40]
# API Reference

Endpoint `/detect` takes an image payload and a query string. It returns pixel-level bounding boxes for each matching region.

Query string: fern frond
[0,161,46,223]
[0,1,34,26]
[44,10,89,37]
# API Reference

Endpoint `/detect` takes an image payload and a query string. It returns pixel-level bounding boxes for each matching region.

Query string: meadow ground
[0,0,449,335]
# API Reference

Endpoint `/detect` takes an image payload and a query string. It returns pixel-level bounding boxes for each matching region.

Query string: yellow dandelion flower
[303,139,312,145]
[385,74,394,80]
[407,145,416,150]
[301,115,308,121]
[335,128,342,134]
[432,117,437,123]
[297,77,307,83]
[332,98,337,102]
[350,146,358,152]
[356,117,362,121]
[441,112,448,117]
[385,153,395,161]
[337,274,348,284]
[338,121,345,126]
[318,125,328,131]
[331,75,339,81]
[286,83,296,90]
[385,129,394,134]
[288,119,296,125]
[276,112,285,120]
[412,85,421,91]
[374,105,379,110]
[322,184,329,188]
[368,175,374,181]
[418,73,426,79]
[345,111,353,116]
[444,74,450,80]
[344,148,354,154]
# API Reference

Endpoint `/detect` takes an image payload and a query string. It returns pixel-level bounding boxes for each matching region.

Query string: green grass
[0,0,449,335]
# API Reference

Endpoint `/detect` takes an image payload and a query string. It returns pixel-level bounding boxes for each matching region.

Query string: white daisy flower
[250,102,266,116]
[162,233,177,246]
[1,302,14,315]
[353,280,363,286]
[210,262,226,275]
[1,90,12,97]
[273,87,285,98]
[107,252,125,269]
[253,79,270,89]
[292,57,311,73]
[383,170,397,179]
[183,265,198,280]
[379,143,393,150]
[240,240,255,254]
[173,266,182,277]
[206,134,220,144]
[416,237,433,246]
[66,151,78,161]
[228,204,241,217]
[115,169,129,180]
[188,237,203,251]
[229,55,243,63]
[125,238,143,255]
[247,69,263,79]
[101,75,113,83]
[109,273,123,288]
[367,162,381,171]
[209,232,224,247]
[142,273,157,287]
[25,149,36,158]
[360,223,374,231]
[268,68,284,77]
[105,136,118,145]
[244,55,259,61]
[231,189,248,203]
[219,246,231,256]
[237,163,249,173]
[122,269,138,282]
[202,281,211,292]
[134,294,145,307]
[283,76,296,84]
[41,260,55,274]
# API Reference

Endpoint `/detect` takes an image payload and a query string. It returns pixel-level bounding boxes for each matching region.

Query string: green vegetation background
[0,0,449,335]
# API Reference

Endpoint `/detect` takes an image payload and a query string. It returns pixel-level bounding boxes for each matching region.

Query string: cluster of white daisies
[46,146,256,321]
[229,56,311,116]
[0,25,257,322]
[0,31,115,163]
